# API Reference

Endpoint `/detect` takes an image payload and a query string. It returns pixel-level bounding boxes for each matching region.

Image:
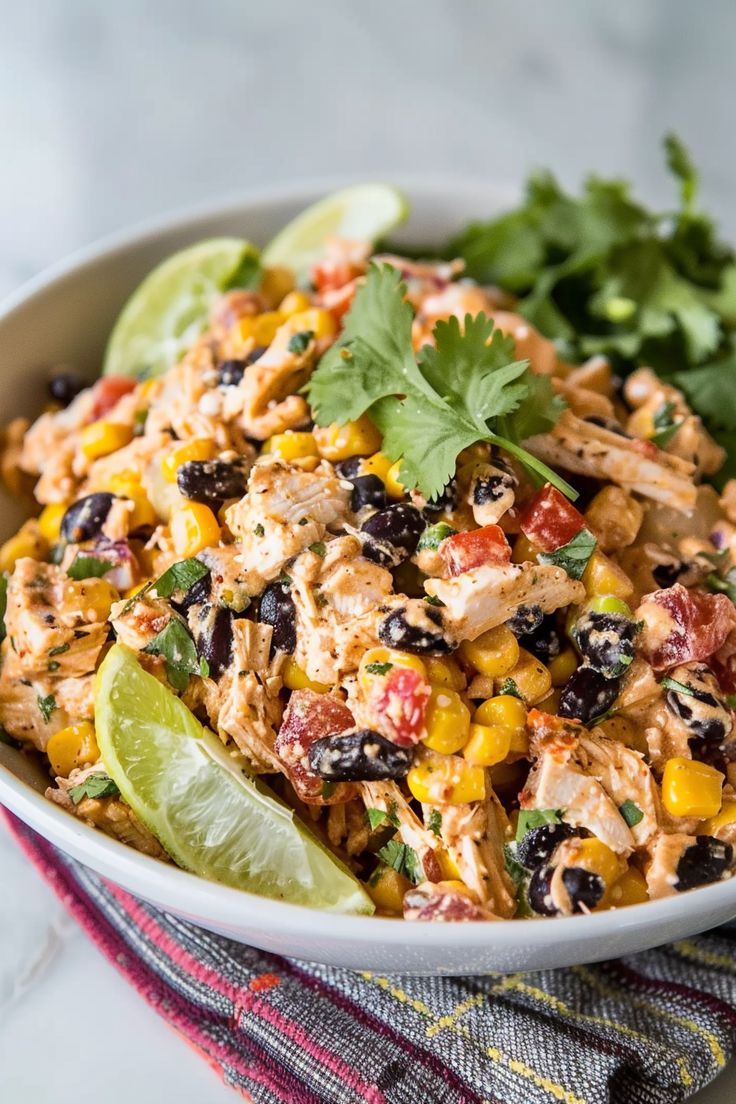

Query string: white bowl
[2,178,736,975]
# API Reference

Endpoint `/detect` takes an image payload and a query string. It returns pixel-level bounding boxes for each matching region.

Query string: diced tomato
[403,885,486,922]
[439,525,512,576]
[518,484,585,553]
[631,439,659,460]
[310,258,364,294]
[636,584,736,670]
[274,689,357,804]
[90,376,137,420]
[374,666,430,747]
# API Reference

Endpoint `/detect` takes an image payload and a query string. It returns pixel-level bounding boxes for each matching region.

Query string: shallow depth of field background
[1,0,734,298]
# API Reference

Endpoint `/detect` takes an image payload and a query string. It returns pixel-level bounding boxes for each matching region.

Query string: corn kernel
[262,431,319,461]
[438,851,462,880]
[170,502,221,557]
[598,714,642,750]
[606,867,649,909]
[703,798,736,837]
[385,461,407,500]
[38,503,67,543]
[463,723,511,767]
[260,265,295,307]
[460,625,519,679]
[313,415,381,462]
[574,836,627,891]
[548,647,578,687]
[161,438,216,482]
[279,290,312,316]
[289,307,338,341]
[46,722,99,778]
[358,647,426,693]
[0,520,48,573]
[512,533,540,564]
[582,550,634,601]
[407,753,486,805]
[500,648,551,705]
[138,378,157,400]
[474,694,528,755]
[536,689,561,717]
[628,407,655,439]
[72,577,118,622]
[282,657,330,693]
[362,452,392,482]
[662,757,724,819]
[436,879,476,899]
[422,686,471,754]
[424,656,466,691]
[79,420,133,460]
[367,865,411,914]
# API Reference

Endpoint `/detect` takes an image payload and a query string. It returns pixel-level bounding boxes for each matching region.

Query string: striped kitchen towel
[5,811,736,1104]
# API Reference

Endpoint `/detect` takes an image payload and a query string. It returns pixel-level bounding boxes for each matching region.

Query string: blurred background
[1,0,734,299]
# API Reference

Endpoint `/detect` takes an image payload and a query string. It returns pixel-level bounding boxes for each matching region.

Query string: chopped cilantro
[68,774,120,804]
[503,842,528,886]
[365,661,393,676]
[376,839,423,884]
[650,400,682,449]
[298,517,309,526]
[47,660,60,672]
[321,780,336,799]
[308,542,326,557]
[619,800,644,827]
[199,657,210,678]
[143,619,202,692]
[417,523,456,552]
[287,330,314,355]
[516,808,561,841]
[424,595,444,606]
[154,558,209,599]
[705,569,736,605]
[660,676,697,697]
[37,693,57,723]
[538,528,597,581]
[279,571,292,586]
[498,677,523,700]
[366,807,389,831]
[254,523,265,537]
[48,643,70,657]
[306,265,574,502]
[66,554,114,581]
[427,809,443,837]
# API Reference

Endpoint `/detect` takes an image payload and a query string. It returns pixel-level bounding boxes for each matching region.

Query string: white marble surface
[2,1,736,1100]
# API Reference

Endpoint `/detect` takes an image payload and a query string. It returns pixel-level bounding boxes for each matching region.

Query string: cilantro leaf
[143,618,202,692]
[365,661,393,675]
[665,133,698,211]
[649,400,681,448]
[376,839,423,884]
[37,693,57,723]
[427,809,442,837]
[308,541,326,557]
[366,807,389,831]
[619,800,644,828]
[66,554,114,581]
[498,677,523,700]
[516,808,561,841]
[287,330,314,355]
[660,675,697,697]
[154,558,209,599]
[538,527,597,580]
[68,774,120,805]
[417,523,456,552]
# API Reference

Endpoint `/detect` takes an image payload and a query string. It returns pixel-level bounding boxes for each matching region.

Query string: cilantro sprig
[306,264,573,501]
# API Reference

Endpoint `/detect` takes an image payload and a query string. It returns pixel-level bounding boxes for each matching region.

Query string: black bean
[675,836,733,891]
[423,478,457,517]
[259,581,296,653]
[690,737,736,773]
[378,605,453,655]
[523,615,562,663]
[665,670,732,743]
[176,459,248,506]
[60,493,116,543]
[517,823,578,871]
[350,474,387,513]
[527,866,558,916]
[194,603,233,678]
[361,538,397,567]
[217,352,265,386]
[561,867,604,911]
[573,611,638,679]
[48,372,85,407]
[473,473,514,505]
[334,457,362,480]
[507,604,544,637]
[558,667,621,725]
[652,561,687,588]
[170,571,212,615]
[361,503,424,559]
[307,728,413,781]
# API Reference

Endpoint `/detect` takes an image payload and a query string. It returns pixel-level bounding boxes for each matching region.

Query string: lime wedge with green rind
[102,238,260,379]
[262,184,408,280]
[95,645,374,914]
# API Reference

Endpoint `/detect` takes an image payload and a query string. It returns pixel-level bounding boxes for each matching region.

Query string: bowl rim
[1,174,735,948]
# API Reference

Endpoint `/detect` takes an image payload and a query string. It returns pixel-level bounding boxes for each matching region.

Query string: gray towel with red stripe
[6,811,736,1104]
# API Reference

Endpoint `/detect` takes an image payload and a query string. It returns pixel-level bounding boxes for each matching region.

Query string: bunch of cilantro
[306,264,571,501]
[444,135,736,477]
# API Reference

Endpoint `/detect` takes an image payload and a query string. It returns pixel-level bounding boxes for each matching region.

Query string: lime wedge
[262,184,408,280]
[95,645,373,914]
[102,238,260,379]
